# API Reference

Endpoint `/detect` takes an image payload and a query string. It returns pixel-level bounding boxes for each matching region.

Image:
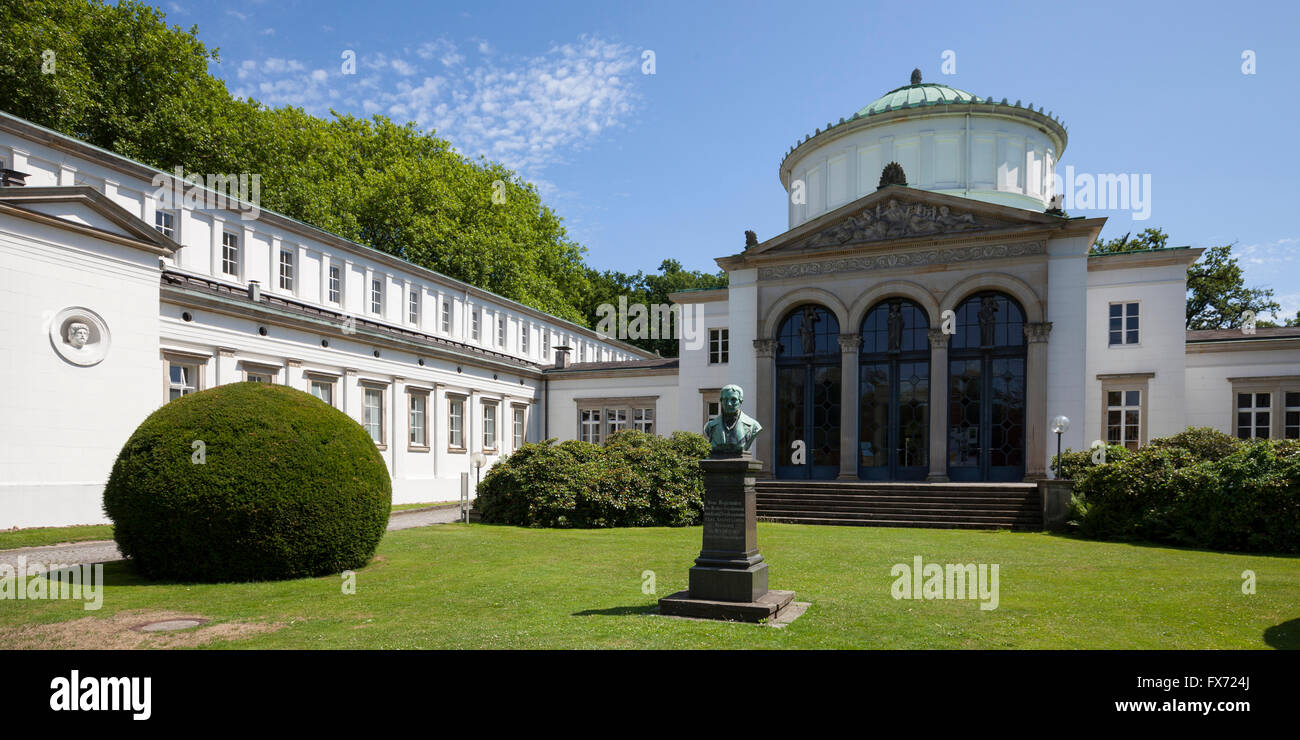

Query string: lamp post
[471,451,486,487]
[1050,415,1070,479]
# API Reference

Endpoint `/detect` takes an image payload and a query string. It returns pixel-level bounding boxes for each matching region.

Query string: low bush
[475,430,710,528]
[1067,428,1300,553]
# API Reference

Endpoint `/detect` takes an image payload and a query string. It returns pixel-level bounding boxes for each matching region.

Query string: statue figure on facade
[887,301,904,351]
[703,384,762,455]
[798,305,819,354]
[978,295,999,346]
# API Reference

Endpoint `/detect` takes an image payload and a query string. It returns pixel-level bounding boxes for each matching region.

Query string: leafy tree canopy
[0,0,682,329]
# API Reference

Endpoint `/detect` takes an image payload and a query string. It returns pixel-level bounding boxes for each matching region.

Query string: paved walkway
[0,504,468,569]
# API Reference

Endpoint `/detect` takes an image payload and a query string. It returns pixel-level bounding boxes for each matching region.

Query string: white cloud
[1238,237,1298,266]
[229,35,641,177]
[227,9,249,22]
[260,28,276,36]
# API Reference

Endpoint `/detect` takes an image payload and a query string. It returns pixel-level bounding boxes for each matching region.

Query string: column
[837,334,861,480]
[1023,322,1053,481]
[210,214,225,277]
[752,339,779,477]
[343,368,360,422]
[926,328,950,482]
[285,359,304,391]
[215,347,238,386]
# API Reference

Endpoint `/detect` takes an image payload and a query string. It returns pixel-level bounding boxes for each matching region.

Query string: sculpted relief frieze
[795,198,998,251]
[758,240,1046,280]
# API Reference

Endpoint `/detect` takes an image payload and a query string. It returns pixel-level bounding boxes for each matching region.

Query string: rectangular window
[707,401,721,421]
[1106,390,1142,450]
[221,232,239,276]
[371,279,384,315]
[440,300,452,333]
[633,407,654,434]
[328,264,341,304]
[512,407,525,448]
[1237,392,1272,439]
[542,331,550,359]
[497,315,506,347]
[279,249,294,291]
[167,362,198,401]
[605,408,628,438]
[471,309,481,341]
[154,210,174,238]
[580,408,602,444]
[364,387,384,444]
[709,328,730,364]
[1108,302,1139,346]
[408,288,420,325]
[520,324,530,354]
[1285,391,1300,440]
[448,397,465,449]
[245,372,271,383]
[409,393,427,447]
[310,378,334,407]
[482,403,497,449]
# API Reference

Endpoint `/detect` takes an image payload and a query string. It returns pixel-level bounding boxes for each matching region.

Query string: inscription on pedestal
[703,498,746,549]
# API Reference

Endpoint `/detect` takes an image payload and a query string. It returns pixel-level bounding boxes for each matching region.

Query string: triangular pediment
[0,185,179,255]
[731,187,1078,265]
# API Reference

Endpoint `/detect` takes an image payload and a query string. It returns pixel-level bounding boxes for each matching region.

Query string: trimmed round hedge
[104,382,391,581]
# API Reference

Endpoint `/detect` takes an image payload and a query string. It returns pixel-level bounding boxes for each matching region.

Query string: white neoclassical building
[2,71,1298,528]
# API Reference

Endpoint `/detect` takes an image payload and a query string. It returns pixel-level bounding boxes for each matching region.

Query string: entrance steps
[755,480,1043,531]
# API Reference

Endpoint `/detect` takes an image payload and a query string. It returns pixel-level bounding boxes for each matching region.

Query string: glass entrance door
[947,292,1027,482]
[773,304,841,479]
[859,299,930,480]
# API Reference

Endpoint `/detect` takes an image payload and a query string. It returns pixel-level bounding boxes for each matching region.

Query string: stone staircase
[755,480,1043,530]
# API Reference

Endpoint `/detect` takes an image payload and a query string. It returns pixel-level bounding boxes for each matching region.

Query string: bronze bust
[704,384,762,455]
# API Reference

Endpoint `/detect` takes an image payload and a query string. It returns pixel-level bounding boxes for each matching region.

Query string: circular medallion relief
[49,306,110,367]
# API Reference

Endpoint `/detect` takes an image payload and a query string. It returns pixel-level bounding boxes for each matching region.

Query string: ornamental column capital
[837,333,862,353]
[927,328,951,350]
[753,338,780,358]
[1025,322,1054,344]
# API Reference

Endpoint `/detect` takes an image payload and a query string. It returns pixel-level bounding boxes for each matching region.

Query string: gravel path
[0,504,469,568]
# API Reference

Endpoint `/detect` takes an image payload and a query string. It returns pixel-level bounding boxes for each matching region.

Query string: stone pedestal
[659,454,796,623]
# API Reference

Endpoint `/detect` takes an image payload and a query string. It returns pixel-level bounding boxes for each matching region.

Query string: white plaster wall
[675,298,733,435]
[1045,236,1089,458]
[785,114,1058,227]
[0,214,160,528]
[1185,348,1300,432]
[545,374,680,441]
[1084,263,1189,446]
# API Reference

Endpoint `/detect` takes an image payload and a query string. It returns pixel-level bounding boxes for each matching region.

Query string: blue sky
[156,0,1300,319]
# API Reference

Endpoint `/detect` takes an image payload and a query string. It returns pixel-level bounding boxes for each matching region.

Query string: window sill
[374,443,388,451]
[447,447,467,454]
[408,445,430,453]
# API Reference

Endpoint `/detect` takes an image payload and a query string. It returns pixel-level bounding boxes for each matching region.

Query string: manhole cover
[132,619,207,632]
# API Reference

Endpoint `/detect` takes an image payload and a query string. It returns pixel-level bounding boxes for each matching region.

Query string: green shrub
[1148,427,1242,462]
[1052,443,1130,481]
[1070,428,1300,553]
[475,430,709,528]
[103,382,391,581]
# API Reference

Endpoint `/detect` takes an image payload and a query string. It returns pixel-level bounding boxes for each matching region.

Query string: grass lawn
[1,522,1296,649]
[0,525,114,550]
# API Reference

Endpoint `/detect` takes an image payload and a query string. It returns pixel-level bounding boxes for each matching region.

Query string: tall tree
[582,259,728,357]
[1091,228,1284,330]
[0,0,595,324]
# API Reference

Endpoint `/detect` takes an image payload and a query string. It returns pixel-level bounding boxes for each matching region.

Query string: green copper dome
[855,80,983,117]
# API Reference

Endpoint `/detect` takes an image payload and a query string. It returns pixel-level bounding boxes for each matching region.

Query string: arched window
[948,291,1027,482]
[859,299,930,480]
[774,304,841,479]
